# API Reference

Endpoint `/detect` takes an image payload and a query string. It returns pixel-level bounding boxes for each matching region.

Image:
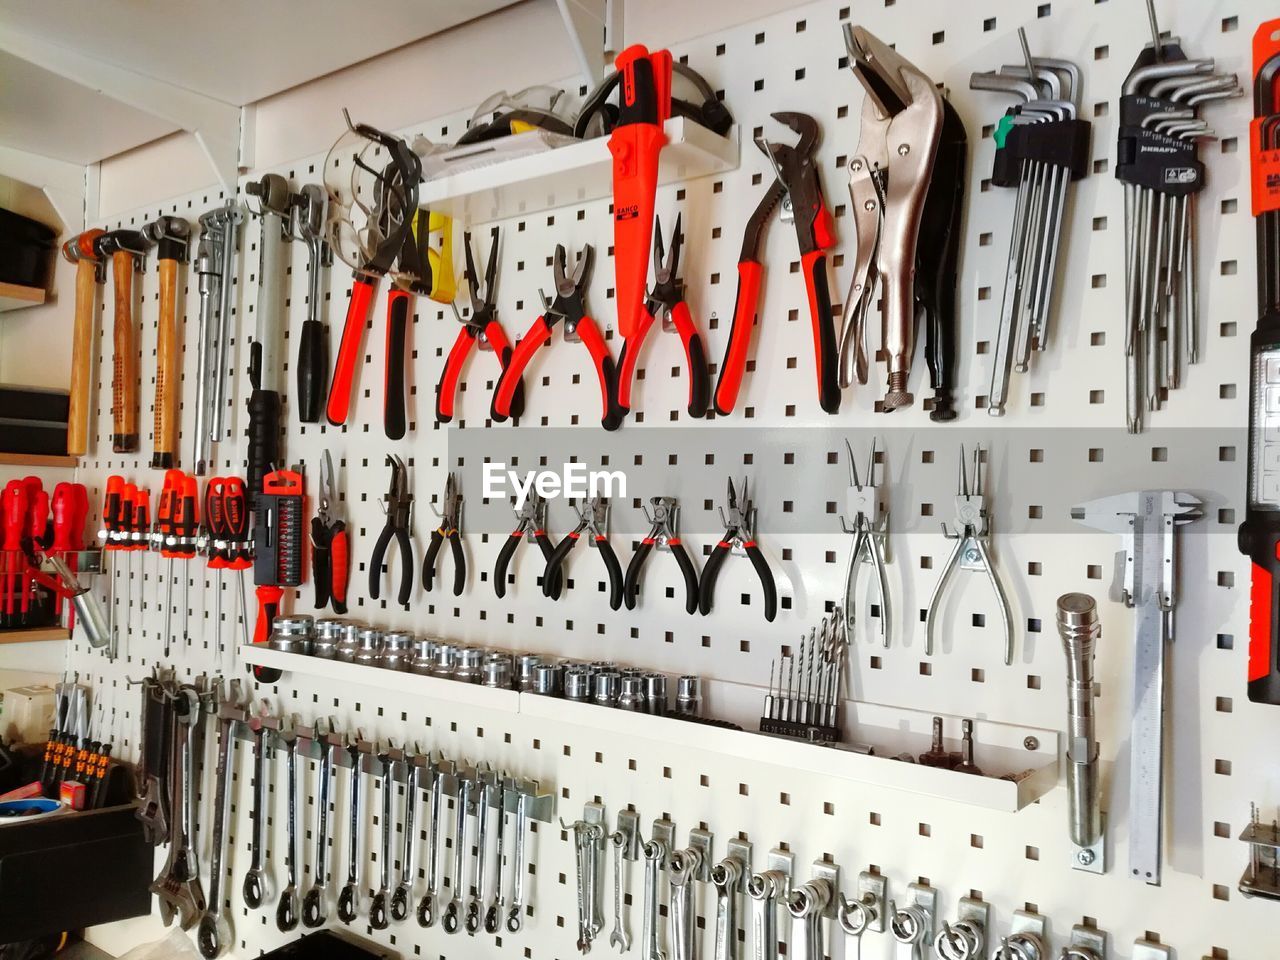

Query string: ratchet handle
[297,319,326,424]
[327,275,378,426]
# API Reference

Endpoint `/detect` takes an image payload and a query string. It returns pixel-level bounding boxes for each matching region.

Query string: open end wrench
[336,734,364,924]
[610,830,633,952]
[668,848,702,960]
[391,751,422,922]
[196,683,242,958]
[241,700,273,910]
[642,838,669,960]
[505,789,530,933]
[302,720,339,928]
[275,720,301,931]
[369,743,396,930]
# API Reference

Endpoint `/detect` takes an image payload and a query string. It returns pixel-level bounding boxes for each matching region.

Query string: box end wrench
[337,730,369,924]
[419,758,457,928]
[274,716,302,932]
[196,682,245,958]
[301,718,341,928]
[391,746,425,922]
[241,700,277,911]
[369,740,398,930]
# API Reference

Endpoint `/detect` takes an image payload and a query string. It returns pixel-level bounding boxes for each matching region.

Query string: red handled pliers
[713,112,839,417]
[491,244,622,430]
[436,226,524,424]
[311,450,350,615]
[615,213,710,420]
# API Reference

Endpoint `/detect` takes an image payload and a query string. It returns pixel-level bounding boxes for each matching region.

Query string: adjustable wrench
[369,742,397,930]
[241,700,275,910]
[302,720,341,928]
[786,879,832,960]
[668,847,702,960]
[275,718,301,931]
[466,767,495,934]
[747,871,786,960]
[391,749,424,922]
[151,685,206,930]
[419,758,455,927]
[442,766,474,933]
[610,831,633,952]
[336,733,366,924]
[642,838,668,960]
[196,683,244,958]
[711,857,744,960]
[505,788,530,933]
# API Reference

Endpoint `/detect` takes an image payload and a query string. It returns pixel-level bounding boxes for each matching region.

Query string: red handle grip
[615,311,655,413]
[436,326,476,424]
[573,314,621,430]
[330,527,349,609]
[326,275,378,426]
[667,300,710,418]
[713,260,764,416]
[253,584,283,645]
[492,318,551,420]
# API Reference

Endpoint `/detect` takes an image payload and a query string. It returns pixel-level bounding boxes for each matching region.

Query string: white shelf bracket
[0,145,91,230]
[555,0,621,87]
[0,25,244,191]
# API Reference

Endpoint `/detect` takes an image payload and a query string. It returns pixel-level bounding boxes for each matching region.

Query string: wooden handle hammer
[94,230,150,454]
[61,229,105,457]
[143,216,191,469]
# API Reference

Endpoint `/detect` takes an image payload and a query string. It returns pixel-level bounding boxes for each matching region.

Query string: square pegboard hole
[1027,675,1042,690]
[1217,572,1234,588]
[1213,884,1230,901]
[983,17,996,31]
[1089,390,1104,404]
[780,792,790,806]
[870,812,881,826]
[1220,446,1237,462]
[1221,321,1238,337]
[870,656,882,669]
[1222,198,1238,214]
[1087,564,1102,579]
[971,669,985,683]
[824,802,834,815]
[970,834,984,848]
[1088,448,1103,462]
[1215,759,1231,776]
[1214,822,1231,838]
[918,823,931,837]
[1218,634,1234,650]
[919,662,932,676]
[1222,15,1238,30]
[1220,509,1236,524]
[1025,846,1039,861]
[1216,697,1232,713]
[1220,384,1237,399]
[1028,562,1041,575]
[663,767,672,779]
[739,783,749,796]
[1221,260,1238,276]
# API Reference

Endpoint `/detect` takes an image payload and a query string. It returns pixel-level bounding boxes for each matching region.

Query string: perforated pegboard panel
[60,0,1274,957]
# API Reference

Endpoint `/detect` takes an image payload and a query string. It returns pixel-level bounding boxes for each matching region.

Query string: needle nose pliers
[623,495,698,614]
[369,455,414,606]
[615,212,710,420]
[312,450,350,615]
[436,226,525,424]
[423,473,466,596]
[493,491,562,600]
[543,497,623,610]
[698,477,777,621]
[491,244,623,430]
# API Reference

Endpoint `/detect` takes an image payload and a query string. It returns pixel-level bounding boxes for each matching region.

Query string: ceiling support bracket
[555,0,621,88]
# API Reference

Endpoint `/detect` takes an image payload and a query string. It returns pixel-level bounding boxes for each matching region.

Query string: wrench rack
[54,0,1266,957]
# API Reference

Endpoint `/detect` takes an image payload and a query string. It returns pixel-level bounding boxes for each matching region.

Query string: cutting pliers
[423,473,466,596]
[312,451,350,615]
[622,495,698,614]
[543,497,623,610]
[924,445,1014,665]
[615,213,710,420]
[493,491,561,600]
[369,455,414,606]
[839,440,890,645]
[698,478,777,622]
[436,227,525,424]
[713,112,839,416]
[491,244,622,430]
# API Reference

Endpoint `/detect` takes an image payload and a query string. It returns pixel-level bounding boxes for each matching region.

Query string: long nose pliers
[493,491,562,600]
[369,455,414,606]
[698,477,777,622]
[311,450,350,615]
[491,244,622,430]
[423,473,466,596]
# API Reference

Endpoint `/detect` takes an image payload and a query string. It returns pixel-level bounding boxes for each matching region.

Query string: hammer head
[60,228,105,265]
[94,229,150,265]
[143,216,191,263]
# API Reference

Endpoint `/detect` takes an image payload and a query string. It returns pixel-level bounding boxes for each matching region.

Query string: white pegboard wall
[58,0,1275,957]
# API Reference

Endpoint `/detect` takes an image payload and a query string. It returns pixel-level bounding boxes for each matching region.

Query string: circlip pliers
[493,491,561,600]
[543,497,623,610]
[436,226,525,423]
[623,496,698,614]
[713,112,839,417]
[491,245,622,430]
[311,451,350,615]
[422,473,466,596]
[698,478,777,622]
[840,440,890,646]
[369,455,414,607]
[615,213,710,419]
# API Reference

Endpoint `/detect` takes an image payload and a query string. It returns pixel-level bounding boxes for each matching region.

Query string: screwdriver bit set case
[49,0,1270,957]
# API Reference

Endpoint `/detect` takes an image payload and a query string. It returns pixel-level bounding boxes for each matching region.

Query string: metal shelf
[417,117,740,224]
[239,644,1059,813]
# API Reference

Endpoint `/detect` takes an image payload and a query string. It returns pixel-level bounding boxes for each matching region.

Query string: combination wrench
[747,870,786,960]
[641,838,669,960]
[391,750,424,922]
[668,847,702,960]
[442,767,474,933]
[369,742,396,930]
[711,857,743,960]
[275,718,301,931]
[505,788,530,933]
[336,733,366,924]
[786,879,832,960]
[419,758,455,927]
[196,683,243,958]
[301,720,341,928]
[466,767,495,934]
[610,831,633,952]
[240,700,274,911]
[484,777,513,934]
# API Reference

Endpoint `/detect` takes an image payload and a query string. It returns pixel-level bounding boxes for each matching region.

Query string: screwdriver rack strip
[59,0,1263,957]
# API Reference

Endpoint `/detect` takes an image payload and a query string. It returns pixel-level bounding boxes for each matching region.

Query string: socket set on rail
[560,801,1158,960]
[265,614,723,720]
[137,674,557,958]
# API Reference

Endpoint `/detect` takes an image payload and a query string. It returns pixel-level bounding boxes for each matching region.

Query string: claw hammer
[94,229,151,453]
[61,229,106,457]
[143,217,191,470]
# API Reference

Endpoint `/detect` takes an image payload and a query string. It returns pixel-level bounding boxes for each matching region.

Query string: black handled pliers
[422,472,466,596]
[493,491,562,600]
[544,497,623,610]
[369,454,414,606]
[698,477,777,621]
[622,495,699,614]
[312,450,350,614]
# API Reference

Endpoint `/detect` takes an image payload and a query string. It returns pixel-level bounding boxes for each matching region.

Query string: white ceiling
[0,0,520,164]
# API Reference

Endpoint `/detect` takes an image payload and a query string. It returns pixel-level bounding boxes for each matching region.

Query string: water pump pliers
[312,450,350,615]
[543,497,623,610]
[436,226,525,423]
[422,472,466,596]
[493,491,562,600]
[622,495,698,614]
[698,477,777,622]
[491,244,623,430]
[615,213,710,420]
[369,455,414,606]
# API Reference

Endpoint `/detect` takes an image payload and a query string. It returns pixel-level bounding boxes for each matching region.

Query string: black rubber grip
[807,255,841,415]
[543,533,577,599]
[297,319,326,423]
[448,535,466,596]
[622,540,653,610]
[493,533,521,599]
[597,537,624,611]
[393,529,414,606]
[384,294,410,440]
[670,542,700,615]
[747,543,778,622]
[422,529,444,591]
[311,516,332,609]
[697,542,730,616]
[685,332,710,418]
[535,531,563,600]
[368,525,393,600]
[245,388,281,504]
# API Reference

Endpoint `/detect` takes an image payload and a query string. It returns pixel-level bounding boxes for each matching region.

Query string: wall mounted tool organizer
[57,0,1267,956]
